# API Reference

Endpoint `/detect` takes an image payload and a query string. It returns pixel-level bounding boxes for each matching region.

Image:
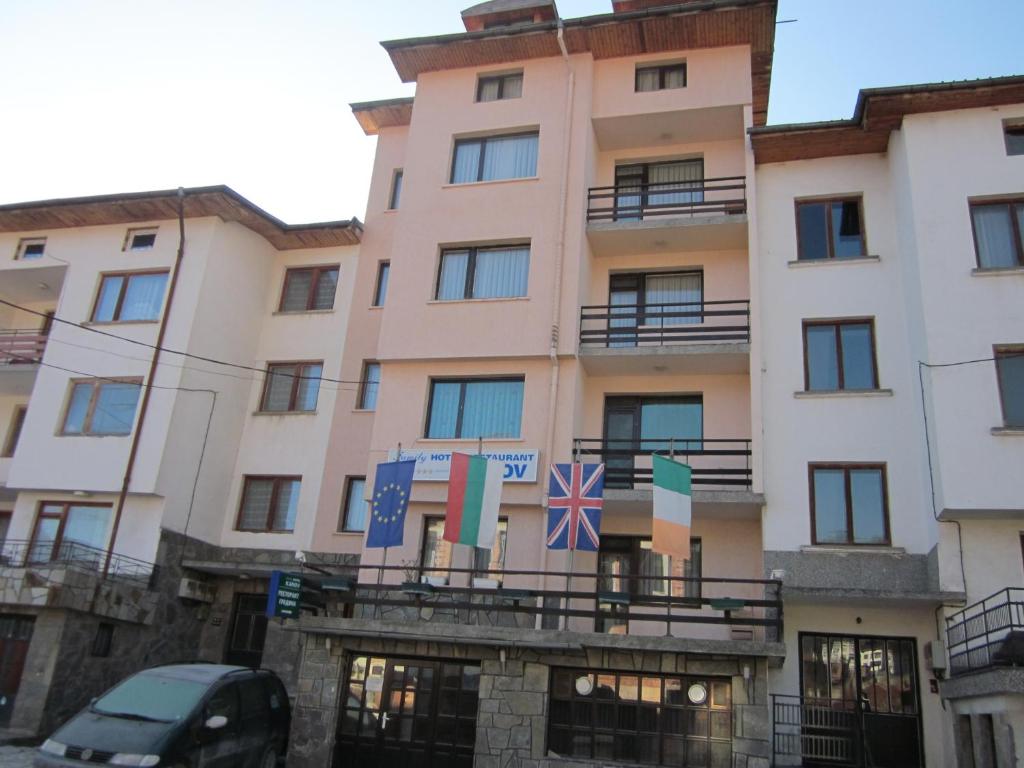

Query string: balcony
[578,300,750,375]
[306,564,783,653]
[573,438,752,491]
[945,588,1024,676]
[586,177,748,257]
[0,329,47,394]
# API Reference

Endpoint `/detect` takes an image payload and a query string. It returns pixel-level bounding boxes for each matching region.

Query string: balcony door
[614,159,704,221]
[608,272,703,347]
[603,396,703,488]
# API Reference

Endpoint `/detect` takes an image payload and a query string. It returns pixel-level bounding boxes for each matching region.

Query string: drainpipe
[538,19,576,591]
[103,188,188,577]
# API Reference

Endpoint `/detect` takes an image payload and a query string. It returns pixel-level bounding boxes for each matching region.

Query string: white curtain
[296,363,322,410]
[648,160,703,208]
[240,480,273,530]
[313,268,339,309]
[120,273,168,320]
[482,134,538,181]
[645,273,702,326]
[452,142,482,183]
[93,276,124,321]
[473,246,529,298]
[271,480,300,531]
[478,79,501,102]
[281,270,313,311]
[461,380,523,438]
[664,67,686,89]
[437,251,469,300]
[62,505,112,561]
[427,382,462,438]
[635,68,660,92]
[264,365,296,411]
[972,205,1017,268]
[503,74,523,99]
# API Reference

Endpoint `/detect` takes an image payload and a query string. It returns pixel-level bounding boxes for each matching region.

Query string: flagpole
[375,442,402,620]
[665,439,675,636]
[564,443,581,631]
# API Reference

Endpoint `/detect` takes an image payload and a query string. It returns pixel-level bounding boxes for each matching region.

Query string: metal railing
[587,176,747,223]
[572,437,752,490]
[0,539,158,586]
[332,563,782,640]
[579,299,750,348]
[0,329,47,365]
[772,694,864,766]
[946,587,1024,675]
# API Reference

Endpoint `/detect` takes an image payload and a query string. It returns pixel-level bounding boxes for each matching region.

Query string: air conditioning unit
[925,639,947,673]
[178,577,217,604]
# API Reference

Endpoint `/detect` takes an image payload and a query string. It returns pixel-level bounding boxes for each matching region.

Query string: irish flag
[444,453,503,547]
[652,454,692,559]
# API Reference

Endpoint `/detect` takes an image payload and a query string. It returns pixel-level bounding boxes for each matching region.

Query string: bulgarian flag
[652,454,692,559]
[444,453,503,547]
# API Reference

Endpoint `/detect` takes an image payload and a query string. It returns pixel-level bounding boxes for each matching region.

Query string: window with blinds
[436,245,530,300]
[426,378,524,439]
[279,265,339,312]
[451,132,538,183]
[236,476,301,532]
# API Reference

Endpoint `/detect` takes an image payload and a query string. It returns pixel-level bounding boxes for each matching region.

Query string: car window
[238,678,268,719]
[93,672,208,722]
[206,683,240,723]
[262,676,286,712]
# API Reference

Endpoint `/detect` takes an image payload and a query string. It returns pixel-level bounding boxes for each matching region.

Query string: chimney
[461,0,559,32]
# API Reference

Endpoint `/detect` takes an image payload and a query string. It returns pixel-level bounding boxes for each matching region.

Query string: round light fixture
[575,676,594,696]
[687,683,708,705]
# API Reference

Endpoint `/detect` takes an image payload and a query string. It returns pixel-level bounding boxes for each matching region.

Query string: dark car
[34,664,290,768]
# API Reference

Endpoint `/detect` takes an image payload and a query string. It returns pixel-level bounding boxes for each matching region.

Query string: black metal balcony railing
[772,694,865,767]
[0,329,47,366]
[587,176,747,223]
[579,300,750,348]
[331,564,782,640]
[946,587,1024,675]
[573,438,752,490]
[0,539,158,587]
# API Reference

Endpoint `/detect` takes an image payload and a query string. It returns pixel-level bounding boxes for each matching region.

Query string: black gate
[224,594,268,669]
[0,615,35,727]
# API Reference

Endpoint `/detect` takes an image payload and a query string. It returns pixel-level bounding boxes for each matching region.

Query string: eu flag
[366,459,416,548]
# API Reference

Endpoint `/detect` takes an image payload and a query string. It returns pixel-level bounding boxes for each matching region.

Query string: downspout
[539,20,576,589]
[103,187,188,576]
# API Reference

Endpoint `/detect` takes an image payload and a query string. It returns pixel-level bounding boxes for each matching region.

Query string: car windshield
[93,673,209,722]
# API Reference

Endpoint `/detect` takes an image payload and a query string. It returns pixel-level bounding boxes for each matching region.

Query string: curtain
[473,246,529,298]
[639,544,669,596]
[360,363,380,410]
[28,516,60,563]
[474,521,507,573]
[271,480,300,531]
[664,67,686,89]
[240,480,273,530]
[503,74,523,99]
[92,382,141,435]
[645,273,702,326]
[281,270,313,311]
[614,167,643,221]
[609,286,639,348]
[427,382,461,438]
[648,160,703,209]
[635,68,659,92]
[375,263,390,305]
[437,251,469,300]
[120,273,168,320]
[461,380,523,438]
[422,518,452,578]
[93,276,124,322]
[63,382,93,434]
[452,141,482,183]
[344,479,367,532]
[481,134,538,181]
[313,268,339,310]
[972,205,1017,268]
[478,79,501,102]
[264,365,296,411]
[62,505,111,563]
[295,363,322,410]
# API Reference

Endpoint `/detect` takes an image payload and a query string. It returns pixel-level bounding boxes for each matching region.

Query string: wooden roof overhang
[381,0,777,126]
[0,186,363,250]
[750,75,1024,164]
[351,97,415,136]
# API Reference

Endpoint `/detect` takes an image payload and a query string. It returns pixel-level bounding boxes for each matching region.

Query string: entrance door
[603,396,703,489]
[224,594,268,668]
[0,615,35,726]
[800,633,923,767]
[335,656,480,768]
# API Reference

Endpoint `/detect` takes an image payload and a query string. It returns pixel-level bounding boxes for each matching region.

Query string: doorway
[224,594,268,669]
[0,614,35,726]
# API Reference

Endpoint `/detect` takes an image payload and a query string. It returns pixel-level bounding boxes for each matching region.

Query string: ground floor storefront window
[548,667,732,766]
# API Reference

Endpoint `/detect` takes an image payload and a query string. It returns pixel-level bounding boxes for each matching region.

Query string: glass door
[608,274,639,348]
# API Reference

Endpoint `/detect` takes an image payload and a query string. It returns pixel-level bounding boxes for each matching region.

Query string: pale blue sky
[1,0,1020,222]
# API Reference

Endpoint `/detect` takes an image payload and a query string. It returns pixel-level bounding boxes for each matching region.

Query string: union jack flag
[547,463,605,551]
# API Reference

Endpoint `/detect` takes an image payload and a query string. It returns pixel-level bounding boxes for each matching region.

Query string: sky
[0,0,1021,223]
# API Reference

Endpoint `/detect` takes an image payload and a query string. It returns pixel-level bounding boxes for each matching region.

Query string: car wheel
[259,747,278,768]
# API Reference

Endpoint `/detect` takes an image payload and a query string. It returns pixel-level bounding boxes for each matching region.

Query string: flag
[366,459,416,548]
[547,463,604,551]
[652,454,692,559]
[444,453,502,547]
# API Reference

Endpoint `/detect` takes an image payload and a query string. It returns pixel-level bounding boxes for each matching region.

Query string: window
[635,62,687,92]
[91,623,114,658]
[796,198,866,260]
[603,396,703,489]
[28,502,112,564]
[358,362,380,410]
[91,271,170,323]
[124,227,157,251]
[1005,121,1024,156]
[61,379,142,436]
[970,200,1024,269]
[373,262,390,307]
[548,668,731,767]
[473,519,508,581]
[236,476,301,532]
[340,477,368,532]
[810,464,889,545]
[15,237,46,260]
[436,245,530,300]
[389,170,403,210]
[614,160,704,221]
[598,536,701,601]
[260,362,322,412]
[450,132,538,184]
[2,405,27,457]
[607,272,703,345]
[803,320,878,391]
[995,347,1024,428]
[0,512,10,548]
[426,378,524,439]
[279,265,340,312]
[477,72,523,102]
[420,517,453,582]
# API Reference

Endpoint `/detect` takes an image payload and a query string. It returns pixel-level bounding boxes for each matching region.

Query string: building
[0,186,361,736]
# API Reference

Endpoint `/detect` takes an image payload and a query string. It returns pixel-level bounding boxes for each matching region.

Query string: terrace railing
[0,329,47,366]
[946,587,1024,675]
[772,694,864,766]
[573,437,752,490]
[0,539,158,587]
[579,299,750,348]
[587,176,747,223]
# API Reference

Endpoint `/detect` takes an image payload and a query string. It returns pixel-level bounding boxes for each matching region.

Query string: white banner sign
[387,449,540,483]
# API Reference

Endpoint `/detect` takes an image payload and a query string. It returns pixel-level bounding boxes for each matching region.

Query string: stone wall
[290,628,772,768]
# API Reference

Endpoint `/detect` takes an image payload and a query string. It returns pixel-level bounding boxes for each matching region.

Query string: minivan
[34,664,289,767]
